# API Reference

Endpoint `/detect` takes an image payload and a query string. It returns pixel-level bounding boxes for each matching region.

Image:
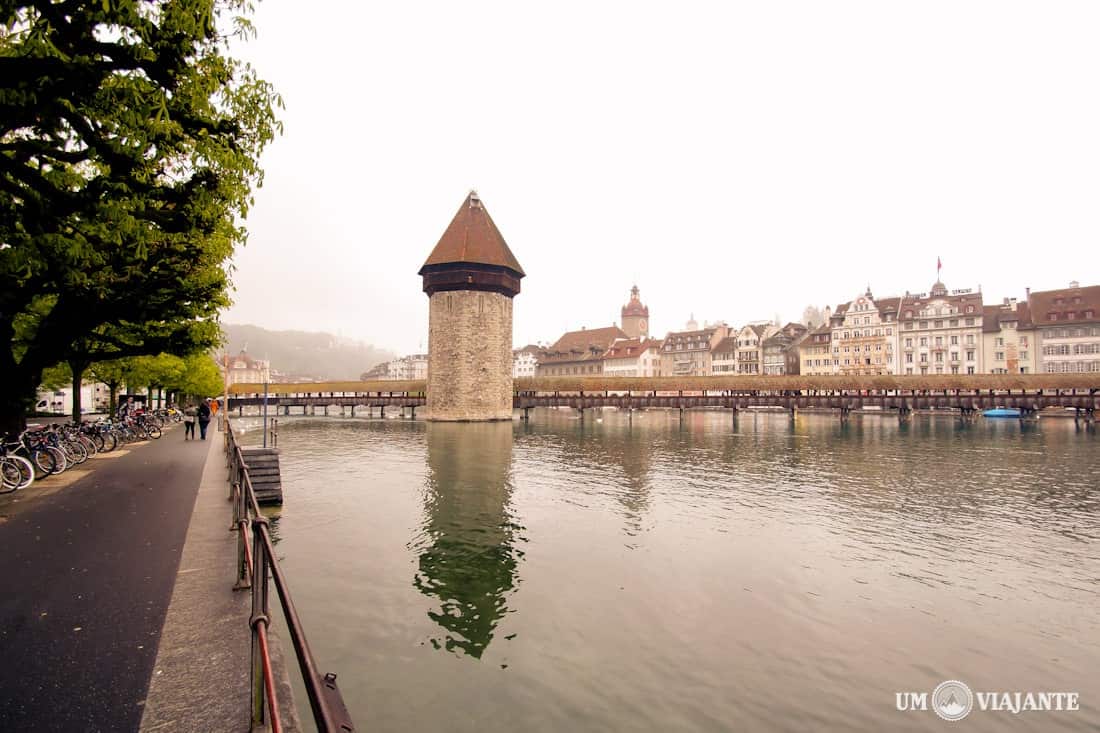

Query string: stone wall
[426,290,514,421]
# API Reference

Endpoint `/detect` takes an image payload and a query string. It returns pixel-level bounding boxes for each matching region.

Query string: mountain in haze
[221,323,396,381]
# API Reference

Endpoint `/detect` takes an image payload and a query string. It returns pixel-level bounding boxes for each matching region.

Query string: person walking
[183,403,197,440]
[197,399,212,440]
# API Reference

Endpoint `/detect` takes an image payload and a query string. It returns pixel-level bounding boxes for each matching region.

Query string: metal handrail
[225,422,354,732]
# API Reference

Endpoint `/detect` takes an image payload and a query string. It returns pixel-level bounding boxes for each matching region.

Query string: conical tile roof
[420,191,525,276]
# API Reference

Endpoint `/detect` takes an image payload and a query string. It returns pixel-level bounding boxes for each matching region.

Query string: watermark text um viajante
[896,680,1080,722]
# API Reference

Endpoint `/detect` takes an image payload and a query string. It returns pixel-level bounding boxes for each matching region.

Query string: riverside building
[537,326,626,377]
[1029,282,1100,373]
[602,338,664,377]
[897,280,984,375]
[799,323,835,376]
[829,290,900,376]
[983,300,1036,374]
[662,321,729,377]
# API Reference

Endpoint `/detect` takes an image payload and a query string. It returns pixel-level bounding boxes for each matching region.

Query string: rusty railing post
[250,515,270,729]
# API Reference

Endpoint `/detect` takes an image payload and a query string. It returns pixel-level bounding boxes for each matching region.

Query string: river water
[233,410,1099,732]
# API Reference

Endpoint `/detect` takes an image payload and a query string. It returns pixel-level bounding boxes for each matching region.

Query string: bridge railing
[225,421,354,733]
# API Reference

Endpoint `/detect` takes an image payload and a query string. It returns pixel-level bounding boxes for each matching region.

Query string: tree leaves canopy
[0,0,281,431]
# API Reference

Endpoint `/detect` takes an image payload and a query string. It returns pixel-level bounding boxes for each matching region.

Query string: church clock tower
[621,285,650,339]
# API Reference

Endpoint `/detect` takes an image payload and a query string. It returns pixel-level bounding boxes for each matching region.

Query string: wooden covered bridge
[227,375,1099,420]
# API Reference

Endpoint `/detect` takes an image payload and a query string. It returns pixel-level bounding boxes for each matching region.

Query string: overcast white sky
[224,1,1099,355]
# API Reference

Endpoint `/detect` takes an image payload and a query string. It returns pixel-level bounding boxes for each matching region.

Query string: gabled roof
[876,297,901,313]
[419,191,525,275]
[711,337,737,355]
[604,337,661,359]
[1027,284,1100,326]
[541,326,626,364]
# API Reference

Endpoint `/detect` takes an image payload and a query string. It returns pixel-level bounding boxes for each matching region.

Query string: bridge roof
[420,191,525,276]
[228,373,1100,395]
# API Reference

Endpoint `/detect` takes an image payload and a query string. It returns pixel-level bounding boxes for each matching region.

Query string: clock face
[638,319,647,333]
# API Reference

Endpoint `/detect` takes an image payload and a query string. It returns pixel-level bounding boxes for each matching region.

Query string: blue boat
[983,408,1021,418]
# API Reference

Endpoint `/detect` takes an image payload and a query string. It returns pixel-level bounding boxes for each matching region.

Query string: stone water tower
[419,191,525,421]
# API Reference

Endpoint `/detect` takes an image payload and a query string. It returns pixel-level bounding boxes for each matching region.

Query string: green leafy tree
[88,358,132,416]
[169,353,223,401]
[0,1,281,434]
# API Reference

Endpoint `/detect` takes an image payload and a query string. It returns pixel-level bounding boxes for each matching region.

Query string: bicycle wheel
[146,424,162,440]
[47,446,68,474]
[32,449,57,477]
[101,432,118,452]
[1,459,20,493]
[11,454,34,489]
[78,434,97,457]
[68,439,89,464]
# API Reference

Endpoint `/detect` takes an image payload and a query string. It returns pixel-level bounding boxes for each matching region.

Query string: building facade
[1029,283,1100,373]
[387,354,428,380]
[799,324,834,376]
[982,300,1036,374]
[897,281,984,375]
[225,349,271,385]
[729,323,778,374]
[829,291,900,376]
[602,338,663,377]
[661,323,729,376]
[512,345,540,378]
[763,322,809,375]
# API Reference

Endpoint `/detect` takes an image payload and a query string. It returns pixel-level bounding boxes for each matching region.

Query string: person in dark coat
[197,399,212,440]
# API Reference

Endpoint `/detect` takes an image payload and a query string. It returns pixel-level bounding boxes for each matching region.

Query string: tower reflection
[412,422,524,658]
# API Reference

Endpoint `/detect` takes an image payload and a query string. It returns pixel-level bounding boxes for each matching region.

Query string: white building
[225,349,271,385]
[829,290,901,376]
[387,354,428,380]
[603,338,663,377]
[897,281,984,375]
[1029,282,1100,373]
[512,345,540,378]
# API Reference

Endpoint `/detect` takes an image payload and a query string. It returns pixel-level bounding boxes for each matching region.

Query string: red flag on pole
[937,257,942,274]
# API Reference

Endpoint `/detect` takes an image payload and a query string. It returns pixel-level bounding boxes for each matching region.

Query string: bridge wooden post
[381,406,385,418]
[323,405,328,416]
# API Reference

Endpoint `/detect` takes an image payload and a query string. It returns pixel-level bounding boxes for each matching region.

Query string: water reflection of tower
[412,422,525,658]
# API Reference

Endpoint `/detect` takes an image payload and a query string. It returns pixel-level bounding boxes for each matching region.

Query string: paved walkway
[0,425,221,732]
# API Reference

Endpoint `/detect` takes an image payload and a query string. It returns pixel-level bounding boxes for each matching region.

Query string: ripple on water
[233,412,1100,732]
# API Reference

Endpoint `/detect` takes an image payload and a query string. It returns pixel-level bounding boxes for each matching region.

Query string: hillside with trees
[221,324,395,381]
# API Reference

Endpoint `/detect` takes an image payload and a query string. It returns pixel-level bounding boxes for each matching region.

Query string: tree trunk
[69,359,89,424]
[0,372,36,438]
[0,320,34,437]
[108,381,120,416]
